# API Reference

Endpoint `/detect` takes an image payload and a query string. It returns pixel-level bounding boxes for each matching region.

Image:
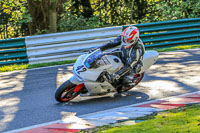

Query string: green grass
[148,44,200,52]
[0,44,200,73]
[0,59,76,72]
[83,104,200,133]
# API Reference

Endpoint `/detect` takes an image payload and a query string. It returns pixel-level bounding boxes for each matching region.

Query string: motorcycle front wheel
[55,80,83,103]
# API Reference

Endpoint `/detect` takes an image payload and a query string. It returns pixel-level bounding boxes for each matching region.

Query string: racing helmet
[122,26,139,48]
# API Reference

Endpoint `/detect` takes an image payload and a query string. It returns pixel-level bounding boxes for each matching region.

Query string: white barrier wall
[25,26,122,64]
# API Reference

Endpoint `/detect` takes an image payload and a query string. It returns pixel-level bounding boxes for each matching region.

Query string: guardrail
[124,17,200,49]
[25,27,122,64]
[0,17,200,66]
[26,17,200,64]
[0,38,28,66]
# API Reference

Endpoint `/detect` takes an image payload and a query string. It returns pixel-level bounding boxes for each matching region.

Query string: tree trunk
[49,9,57,32]
[27,0,63,34]
[49,0,59,32]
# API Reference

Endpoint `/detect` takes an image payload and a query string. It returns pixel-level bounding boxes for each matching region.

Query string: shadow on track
[56,91,150,106]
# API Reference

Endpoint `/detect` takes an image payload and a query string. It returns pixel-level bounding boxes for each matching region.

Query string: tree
[80,0,93,18]
[1,0,200,39]
[0,0,29,38]
[69,0,93,18]
[27,0,64,34]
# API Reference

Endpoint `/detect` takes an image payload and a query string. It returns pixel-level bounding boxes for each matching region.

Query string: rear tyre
[55,80,82,103]
[119,72,144,93]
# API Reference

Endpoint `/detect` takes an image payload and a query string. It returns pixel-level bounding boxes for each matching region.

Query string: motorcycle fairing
[73,50,123,82]
[84,49,104,68]
[71,49,158,96]
[80,81,116,96]
[139,50,159,73]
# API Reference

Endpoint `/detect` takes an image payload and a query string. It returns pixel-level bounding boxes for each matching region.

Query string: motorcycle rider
[96,26,145,92]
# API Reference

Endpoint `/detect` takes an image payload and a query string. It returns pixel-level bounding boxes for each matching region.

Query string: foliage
[139,0,200,23]
[1,0,29,22]
[1,0,200,38]
[58,11,106,32]
[26,0,64,34]
[0,0,30,39]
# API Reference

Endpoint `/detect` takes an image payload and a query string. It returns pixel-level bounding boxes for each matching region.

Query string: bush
[139,0,200,23]
[58,11,107,32]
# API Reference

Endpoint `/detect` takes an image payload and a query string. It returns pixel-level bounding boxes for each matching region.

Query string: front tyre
[55,80,83,103]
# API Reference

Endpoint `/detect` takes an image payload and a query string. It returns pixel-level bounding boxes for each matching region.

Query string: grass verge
[0,59,76,73]
[81,104,200,133]
[0,44,199,73]
[149,44,200,52]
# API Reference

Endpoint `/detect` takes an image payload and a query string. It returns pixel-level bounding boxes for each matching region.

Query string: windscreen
[84,49,103,69]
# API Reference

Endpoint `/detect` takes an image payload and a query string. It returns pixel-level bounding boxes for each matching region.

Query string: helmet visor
[122,37,135,45]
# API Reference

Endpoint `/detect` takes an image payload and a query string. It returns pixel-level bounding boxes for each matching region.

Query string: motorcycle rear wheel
[55,80,82,103]
[120,72,144,93]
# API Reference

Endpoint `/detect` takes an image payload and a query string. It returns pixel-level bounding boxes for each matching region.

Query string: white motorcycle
[55,49,159,102]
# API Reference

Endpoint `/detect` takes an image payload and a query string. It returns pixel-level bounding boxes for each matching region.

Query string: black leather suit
[99,35,145,80]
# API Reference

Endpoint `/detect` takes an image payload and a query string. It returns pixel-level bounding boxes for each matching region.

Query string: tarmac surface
[0,49,200,132]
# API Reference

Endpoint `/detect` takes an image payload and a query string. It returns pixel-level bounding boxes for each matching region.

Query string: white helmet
[122,26,139,48]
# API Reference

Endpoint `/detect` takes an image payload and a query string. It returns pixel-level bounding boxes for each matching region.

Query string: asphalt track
[0,49,200,132]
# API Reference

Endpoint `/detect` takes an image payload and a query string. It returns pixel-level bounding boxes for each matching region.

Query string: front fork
[69,75,85,94]
[73,83,84,93]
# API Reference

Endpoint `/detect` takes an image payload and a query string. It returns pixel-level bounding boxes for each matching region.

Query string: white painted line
[4,90,200,133]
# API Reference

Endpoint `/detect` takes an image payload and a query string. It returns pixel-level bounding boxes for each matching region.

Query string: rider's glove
[88,48,97,53]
